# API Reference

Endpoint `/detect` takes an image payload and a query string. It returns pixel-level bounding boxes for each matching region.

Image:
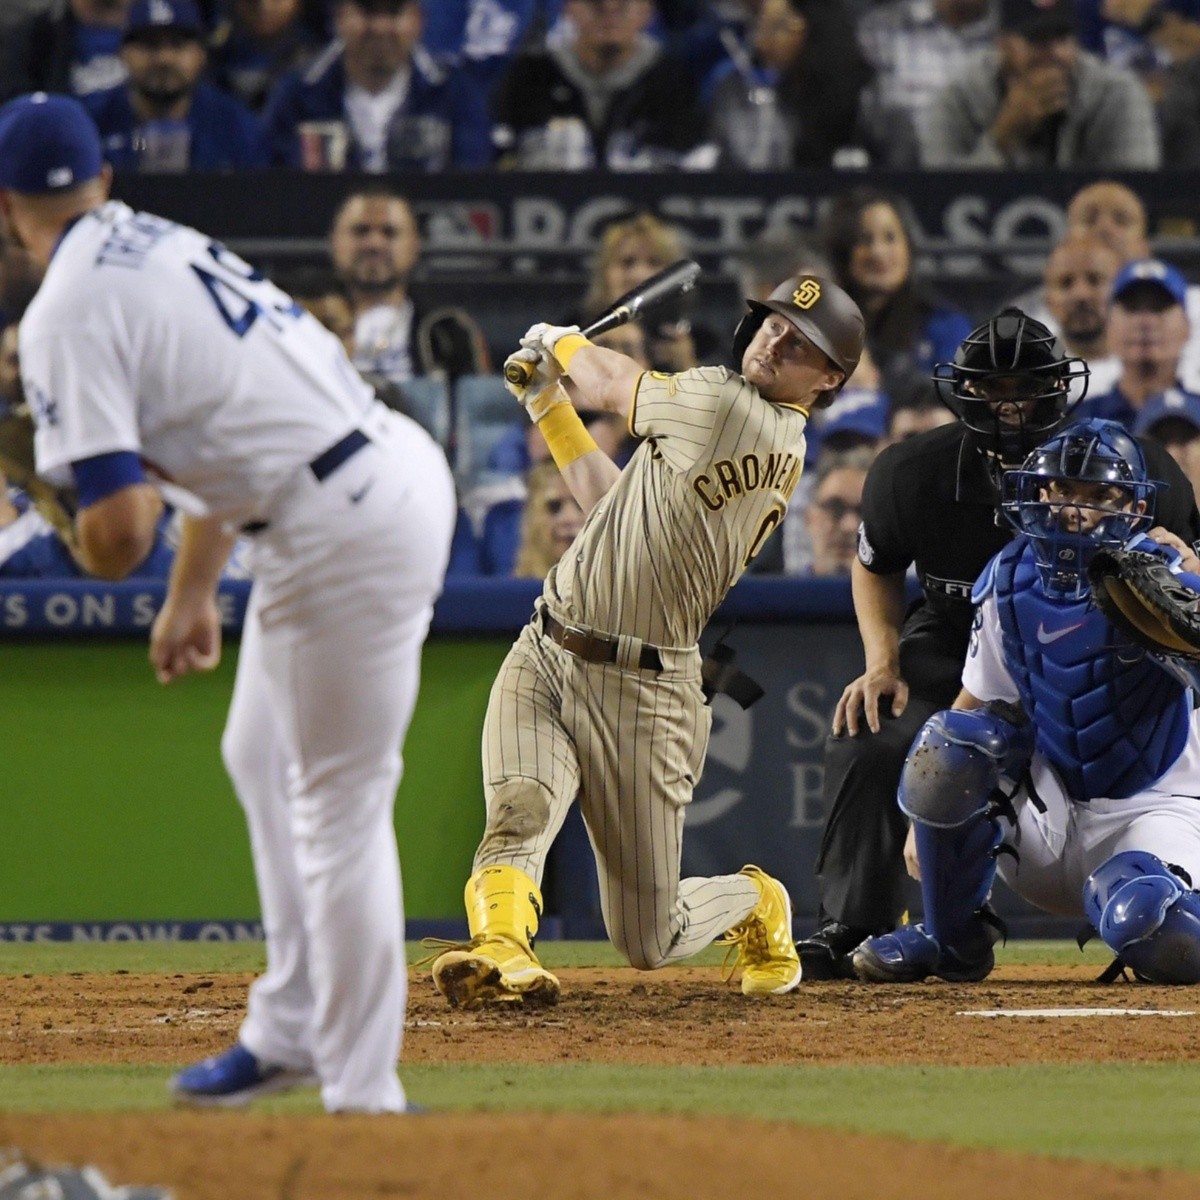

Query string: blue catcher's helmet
[1001,418,1158,598]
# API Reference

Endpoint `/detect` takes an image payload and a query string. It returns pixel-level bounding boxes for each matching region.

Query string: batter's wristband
[552,333,591,373]
[538,402,599,469]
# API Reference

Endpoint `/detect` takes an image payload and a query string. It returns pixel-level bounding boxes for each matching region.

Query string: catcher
[852,418,1200,986]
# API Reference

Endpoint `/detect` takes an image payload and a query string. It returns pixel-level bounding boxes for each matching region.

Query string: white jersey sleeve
[961,594,1021,704]
[21,317,141,484]
[628,366,731,473]
[16,202,380,520]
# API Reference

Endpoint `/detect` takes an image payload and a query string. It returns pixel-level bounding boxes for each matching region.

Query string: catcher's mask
[731,275,864,406]
[933,307,1089,475]
[1001,418,1158,599]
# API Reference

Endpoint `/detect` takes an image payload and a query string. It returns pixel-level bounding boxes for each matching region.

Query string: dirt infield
[2,963,1200,1199]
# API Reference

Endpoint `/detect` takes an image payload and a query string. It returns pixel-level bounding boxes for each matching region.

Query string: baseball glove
[1087,546,1200,658]
[0,403,78,545]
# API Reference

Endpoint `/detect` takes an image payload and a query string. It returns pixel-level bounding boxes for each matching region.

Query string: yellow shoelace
[717,918,771,982]
[414,934,485,970]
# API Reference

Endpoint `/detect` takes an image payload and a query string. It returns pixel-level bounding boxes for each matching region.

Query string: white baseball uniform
[20,201,455,1112]
[965,593,1200,912]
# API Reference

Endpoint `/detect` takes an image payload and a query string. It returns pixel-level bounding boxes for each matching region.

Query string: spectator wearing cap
[1076,259,1192,429]
[263,0,493,171]
[919,0,1161,166]
[2,0,133,103]
[1133,386,1200,500]
[802,381,888,469]
[82,0,268,170]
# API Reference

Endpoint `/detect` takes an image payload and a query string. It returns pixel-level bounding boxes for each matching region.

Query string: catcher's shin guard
[430,865,560,1009]
[894,706,1027,976]
[1083,851,1200,984]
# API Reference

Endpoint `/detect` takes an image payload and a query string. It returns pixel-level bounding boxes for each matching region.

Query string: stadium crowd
[3,0,1200,580]
[2,0,1197,170]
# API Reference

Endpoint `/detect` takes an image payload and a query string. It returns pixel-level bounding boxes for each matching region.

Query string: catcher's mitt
[0,402,78,545]
[1087,546,1200,658]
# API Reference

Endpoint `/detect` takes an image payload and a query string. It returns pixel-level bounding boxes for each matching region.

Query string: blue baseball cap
[1133,387,1200,438]
[819,388,889,442]
[125,0,205,40]
[0,93,103,193]
[1111,258,1189,308]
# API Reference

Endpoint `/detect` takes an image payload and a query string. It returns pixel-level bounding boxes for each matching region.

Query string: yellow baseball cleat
[719,865,803,996]
[427,864,560,1010]
[431,936,560,1010]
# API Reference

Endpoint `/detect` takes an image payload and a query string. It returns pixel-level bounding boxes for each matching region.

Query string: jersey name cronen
[692,450,803,511]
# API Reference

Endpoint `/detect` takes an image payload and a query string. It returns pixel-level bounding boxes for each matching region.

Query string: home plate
[958,1008,1196,1018]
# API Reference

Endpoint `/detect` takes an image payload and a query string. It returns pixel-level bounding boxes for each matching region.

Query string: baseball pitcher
[430,275,865,1007]
[0,94,454,1111]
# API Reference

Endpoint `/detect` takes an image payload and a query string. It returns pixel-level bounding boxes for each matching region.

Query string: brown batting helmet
[731,275,865,383]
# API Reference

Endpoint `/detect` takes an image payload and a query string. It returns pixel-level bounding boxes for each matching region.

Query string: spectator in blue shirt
[1075,0,1200,80]
[83,0,268,170]
[419,0,552,97]
[207,0,324,111]
[264,0,494,170]
[2,0,133,103]
[1078,258,1193,429]
[0,480,177,579]
[1133,385,1200,501]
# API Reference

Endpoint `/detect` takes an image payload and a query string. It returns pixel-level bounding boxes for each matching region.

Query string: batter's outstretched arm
[558,343,643,418]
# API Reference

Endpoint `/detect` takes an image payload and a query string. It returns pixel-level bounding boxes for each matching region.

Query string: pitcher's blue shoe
[170,1043,318,1107]
[852,922,994,983]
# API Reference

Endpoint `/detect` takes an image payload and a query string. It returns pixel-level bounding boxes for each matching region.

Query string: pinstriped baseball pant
[475,619,759,969]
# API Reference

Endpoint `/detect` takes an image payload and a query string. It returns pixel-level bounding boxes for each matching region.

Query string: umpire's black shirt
[856,422,1200,706]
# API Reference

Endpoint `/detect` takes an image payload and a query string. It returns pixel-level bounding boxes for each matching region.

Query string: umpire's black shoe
[795,921,874,981]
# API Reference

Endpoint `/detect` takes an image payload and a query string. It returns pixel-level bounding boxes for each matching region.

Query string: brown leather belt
[540,610,663,672]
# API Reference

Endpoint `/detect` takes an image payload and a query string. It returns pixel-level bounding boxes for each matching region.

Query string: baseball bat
[503,258,702,386]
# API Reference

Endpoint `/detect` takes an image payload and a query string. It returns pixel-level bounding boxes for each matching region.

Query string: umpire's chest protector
[993,541,1192,800]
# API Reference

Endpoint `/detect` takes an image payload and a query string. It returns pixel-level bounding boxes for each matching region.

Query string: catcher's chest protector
[994,541,1191,800]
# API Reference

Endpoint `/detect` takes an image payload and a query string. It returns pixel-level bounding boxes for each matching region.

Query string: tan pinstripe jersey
[542,365,809,648]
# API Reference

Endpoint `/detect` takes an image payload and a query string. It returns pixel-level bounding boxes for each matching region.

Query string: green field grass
[0,940,1191,1175]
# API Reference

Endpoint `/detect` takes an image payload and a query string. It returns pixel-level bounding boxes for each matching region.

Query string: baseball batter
[0,94,454,1111]
[431,275,865,1007]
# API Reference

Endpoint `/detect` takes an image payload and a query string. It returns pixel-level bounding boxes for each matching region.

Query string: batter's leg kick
[853,704,1034,984]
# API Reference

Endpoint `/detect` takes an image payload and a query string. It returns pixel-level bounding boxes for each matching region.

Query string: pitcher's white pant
[221,409,454,1112]
[997,709,1200,915]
